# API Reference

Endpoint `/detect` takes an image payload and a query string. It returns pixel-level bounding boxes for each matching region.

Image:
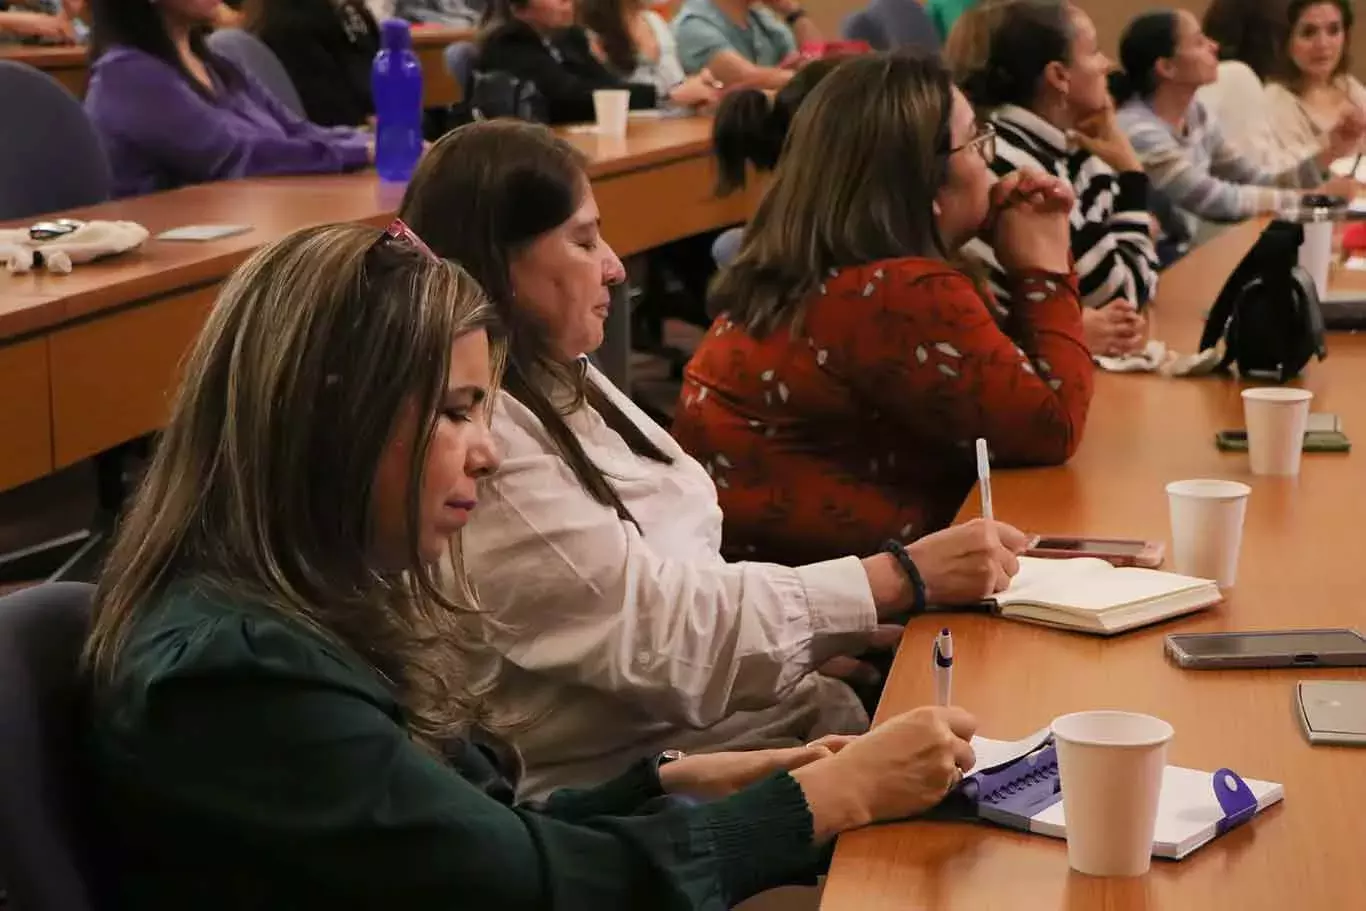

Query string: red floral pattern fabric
[671,256,1095,565]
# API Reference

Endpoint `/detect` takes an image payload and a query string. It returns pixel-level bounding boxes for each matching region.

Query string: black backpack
[449,70,548,126]
[1198,219,1327,383]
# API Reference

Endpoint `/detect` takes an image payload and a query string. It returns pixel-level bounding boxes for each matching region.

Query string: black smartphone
[1215,430,1350,452]
[1166,629,1366,669]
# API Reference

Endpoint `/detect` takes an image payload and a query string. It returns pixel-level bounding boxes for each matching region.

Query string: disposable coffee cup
[1299,220,1333,301]
[1052,711,1173,877]
[592,89,630,138]
[1165,479,1251,587]
[1242,387,1313,476]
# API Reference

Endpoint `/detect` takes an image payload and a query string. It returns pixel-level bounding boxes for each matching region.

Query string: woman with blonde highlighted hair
[83,219,992,909]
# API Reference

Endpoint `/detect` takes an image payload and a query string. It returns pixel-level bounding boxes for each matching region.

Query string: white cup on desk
[592,90,630,138]
[1051,711,1174,877]
[1165,479,1251,587]
[1242,387,1314,476]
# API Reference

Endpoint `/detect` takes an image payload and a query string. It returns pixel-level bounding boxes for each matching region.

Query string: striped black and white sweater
[963,105,1160,311]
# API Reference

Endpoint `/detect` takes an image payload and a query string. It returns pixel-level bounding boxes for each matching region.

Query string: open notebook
[937,729,1284,860]
[986,557,1222,635]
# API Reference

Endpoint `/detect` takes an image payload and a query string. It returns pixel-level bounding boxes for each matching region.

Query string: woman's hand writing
[790,705,979,840]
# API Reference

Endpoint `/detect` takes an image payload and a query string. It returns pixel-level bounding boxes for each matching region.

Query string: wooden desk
[1,26,474,110]
[0,116,755,492]
[0,44,87,97]
[823,222,1366,911]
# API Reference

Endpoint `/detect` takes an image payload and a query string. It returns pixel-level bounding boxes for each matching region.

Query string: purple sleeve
[230,61,370,150]
[91,53,370,182]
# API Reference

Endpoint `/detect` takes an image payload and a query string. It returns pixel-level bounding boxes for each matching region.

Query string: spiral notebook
[936,729,1284,860]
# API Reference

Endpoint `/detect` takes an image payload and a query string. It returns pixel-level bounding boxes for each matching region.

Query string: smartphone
[1296,681,1366,746]
[1166,629,1366,669]
[1025,536,1164,568]
[1214,430,1351,452]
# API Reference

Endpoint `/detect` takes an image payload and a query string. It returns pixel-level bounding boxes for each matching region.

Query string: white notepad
[962,731,1284,860]
[990,557,1222,635]
[1027,765,1283,859]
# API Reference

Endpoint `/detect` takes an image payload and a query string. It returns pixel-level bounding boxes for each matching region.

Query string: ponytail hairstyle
[712,56,844,196]
[952,0,1074,109]
[1109,10,1180,104]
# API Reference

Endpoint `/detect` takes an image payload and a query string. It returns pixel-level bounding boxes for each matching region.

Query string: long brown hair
[399,120,672,529]
[710,53,956,337]
[1277,0,1354,88]
[1203,0,1290,81]
[85,223,507,747]
[579,0,640,76]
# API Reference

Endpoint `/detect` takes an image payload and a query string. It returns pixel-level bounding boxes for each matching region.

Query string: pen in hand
[975,438,994,523]
[933,627,953,707]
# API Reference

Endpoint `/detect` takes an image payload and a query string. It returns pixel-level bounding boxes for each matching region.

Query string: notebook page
[968,728,1051,774]
[996,557,1212,614]
[1026,765,1284,858]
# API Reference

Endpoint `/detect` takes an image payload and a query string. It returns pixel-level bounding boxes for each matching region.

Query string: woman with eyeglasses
[951,0,1158,360]
[671,53,1093,568]
[83,218,986,910]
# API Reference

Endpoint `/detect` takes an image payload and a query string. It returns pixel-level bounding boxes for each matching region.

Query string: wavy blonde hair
[84,222,506,747]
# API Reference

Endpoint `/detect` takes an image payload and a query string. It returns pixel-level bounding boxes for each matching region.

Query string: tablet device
[1296,681,1366,746]
[1165,629,1366,669]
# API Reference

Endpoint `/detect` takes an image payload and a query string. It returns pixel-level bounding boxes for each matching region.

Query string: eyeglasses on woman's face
[949,122,997,165]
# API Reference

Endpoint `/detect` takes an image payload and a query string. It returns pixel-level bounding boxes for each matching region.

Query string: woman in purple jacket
[85,0,372,198]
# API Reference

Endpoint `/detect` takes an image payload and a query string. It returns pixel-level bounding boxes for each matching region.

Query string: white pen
[933,628,954,707]
[975,437,994,522]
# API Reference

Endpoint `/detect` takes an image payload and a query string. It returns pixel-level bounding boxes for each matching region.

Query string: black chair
[0,583,100,911]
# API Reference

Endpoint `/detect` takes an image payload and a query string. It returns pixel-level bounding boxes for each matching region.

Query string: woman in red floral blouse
[672,53,1095,566]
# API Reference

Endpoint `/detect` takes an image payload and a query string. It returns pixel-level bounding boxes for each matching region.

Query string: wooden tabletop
[822,223,1366,910]
[0,25,473,108]
[0,115,727,342]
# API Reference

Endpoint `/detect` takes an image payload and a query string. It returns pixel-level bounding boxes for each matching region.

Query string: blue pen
[933,628,954,707]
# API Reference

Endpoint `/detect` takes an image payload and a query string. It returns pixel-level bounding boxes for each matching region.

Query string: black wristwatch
[882,540,928,614]
[784,7,807,25]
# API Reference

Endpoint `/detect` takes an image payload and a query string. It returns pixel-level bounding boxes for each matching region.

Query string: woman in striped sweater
[952,0,1157,359]
[1113,9,1363,262]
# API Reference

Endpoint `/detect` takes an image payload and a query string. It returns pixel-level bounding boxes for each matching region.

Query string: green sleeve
[124,615,821,910]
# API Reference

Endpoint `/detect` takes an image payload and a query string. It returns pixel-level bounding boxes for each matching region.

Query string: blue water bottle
[372,19,424,183]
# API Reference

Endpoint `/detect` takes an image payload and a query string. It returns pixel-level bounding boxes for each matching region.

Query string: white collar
[991,105,1070,156]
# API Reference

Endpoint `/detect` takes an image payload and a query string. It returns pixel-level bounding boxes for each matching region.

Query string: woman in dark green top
[83,203,978,908]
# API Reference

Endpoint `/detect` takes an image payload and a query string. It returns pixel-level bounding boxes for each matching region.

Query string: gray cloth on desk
[394,0,481,27]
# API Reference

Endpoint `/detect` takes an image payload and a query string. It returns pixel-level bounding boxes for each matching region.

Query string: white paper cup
[1299,220,1333,301]
[1052,711,1173,877]
[1165,479,1251,587]
[592,89,630,138]
[1242,387,1313,476]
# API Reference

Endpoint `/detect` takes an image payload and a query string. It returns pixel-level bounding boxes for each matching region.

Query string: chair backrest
[840,8,890,50]
[205,29,306,118]
[0,61,112,222]
[842,0,940,54]
[443,40,478,93]
[0,583,98,911]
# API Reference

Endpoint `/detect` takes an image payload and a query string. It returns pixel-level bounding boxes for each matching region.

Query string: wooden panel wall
[804,0,1366,78]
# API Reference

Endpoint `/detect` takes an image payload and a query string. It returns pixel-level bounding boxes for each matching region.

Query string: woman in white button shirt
[399,119,1029,799]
